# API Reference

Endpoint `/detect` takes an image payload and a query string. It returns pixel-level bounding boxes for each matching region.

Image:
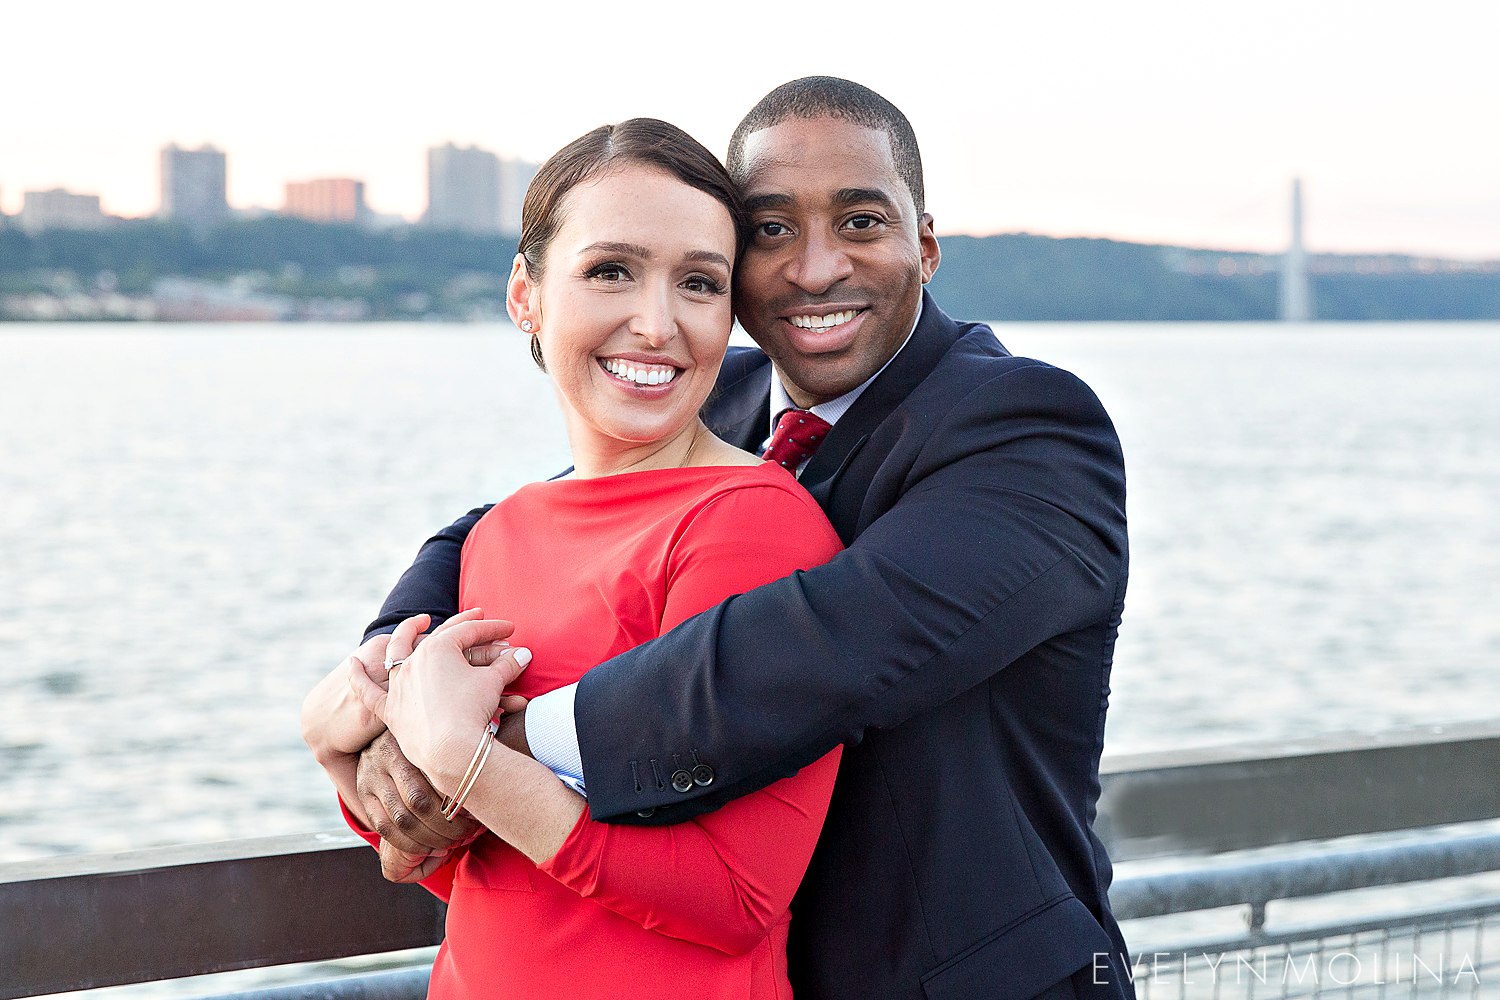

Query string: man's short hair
[726,77,925,215]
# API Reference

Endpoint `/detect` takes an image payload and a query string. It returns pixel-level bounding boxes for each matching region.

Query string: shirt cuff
[526,683,587,797]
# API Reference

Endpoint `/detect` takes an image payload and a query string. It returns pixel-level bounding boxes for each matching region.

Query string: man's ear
[918,213,941,285]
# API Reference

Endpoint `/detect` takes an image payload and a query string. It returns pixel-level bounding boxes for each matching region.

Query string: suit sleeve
[362,504,491,640]
[536,484,844,954]
[576,363,1128,822]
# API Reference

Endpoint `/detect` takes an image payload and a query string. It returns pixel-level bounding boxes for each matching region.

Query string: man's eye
[756,221,790,238]
[845,215,881,231]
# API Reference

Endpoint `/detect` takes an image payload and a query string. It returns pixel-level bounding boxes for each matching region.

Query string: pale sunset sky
[3,0,1497,258]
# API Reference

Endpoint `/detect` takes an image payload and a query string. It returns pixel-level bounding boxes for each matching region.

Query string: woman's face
[513,165,736,468]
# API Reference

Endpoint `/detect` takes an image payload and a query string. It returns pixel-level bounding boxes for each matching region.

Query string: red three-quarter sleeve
[538,482,843,954]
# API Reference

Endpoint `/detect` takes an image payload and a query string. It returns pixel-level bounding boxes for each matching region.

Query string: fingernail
[490,640,511,648]
[513,647,532,668]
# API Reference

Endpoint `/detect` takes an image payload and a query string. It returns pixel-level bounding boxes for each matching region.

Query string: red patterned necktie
[762,408,833,471]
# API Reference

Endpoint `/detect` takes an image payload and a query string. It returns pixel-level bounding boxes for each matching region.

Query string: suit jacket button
[691,764,715,787]
[636,807,656,818]
[670,769,694,793]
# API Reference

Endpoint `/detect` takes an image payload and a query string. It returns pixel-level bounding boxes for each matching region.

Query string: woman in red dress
[302,119,842,999]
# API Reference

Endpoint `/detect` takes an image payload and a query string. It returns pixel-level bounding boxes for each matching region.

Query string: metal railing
[1096,720,1500,862]
[1124,915,1497,999]
[1110,832,1500,997]
[1095,721,1500,998]
[4,721,1498,1000]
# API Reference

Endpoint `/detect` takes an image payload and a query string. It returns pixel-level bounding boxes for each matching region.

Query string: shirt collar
[767,300,923,439]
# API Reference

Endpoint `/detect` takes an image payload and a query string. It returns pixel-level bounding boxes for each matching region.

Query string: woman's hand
[302,633,392,764]
[377,835,480,884]
[349,611,532,798]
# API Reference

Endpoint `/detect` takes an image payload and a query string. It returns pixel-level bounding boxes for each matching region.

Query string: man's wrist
[496,709,531,758]
[526,684,587,795]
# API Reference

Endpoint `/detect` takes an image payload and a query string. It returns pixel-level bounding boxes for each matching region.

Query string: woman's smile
[597,355,683,390]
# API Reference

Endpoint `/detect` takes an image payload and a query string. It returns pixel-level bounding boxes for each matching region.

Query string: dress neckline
[547,461,784,489]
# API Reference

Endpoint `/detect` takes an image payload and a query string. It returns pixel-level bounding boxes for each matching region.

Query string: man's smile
[774,305,870,357]
[788,308,864,331]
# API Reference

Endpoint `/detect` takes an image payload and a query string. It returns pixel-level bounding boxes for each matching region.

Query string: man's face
[734,116,940,407]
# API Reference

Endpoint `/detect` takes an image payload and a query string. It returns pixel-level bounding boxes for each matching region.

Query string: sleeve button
[636,808,656,818]
[670,770,694,793]
[691,764,715,787]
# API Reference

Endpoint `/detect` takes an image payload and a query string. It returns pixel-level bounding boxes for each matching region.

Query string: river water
[2,322,1498,865]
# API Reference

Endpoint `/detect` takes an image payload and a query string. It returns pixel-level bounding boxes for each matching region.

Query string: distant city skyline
[10,138,537,236]
[4,0,1497,259]
[158,144,228,230]
[424,143,533,236]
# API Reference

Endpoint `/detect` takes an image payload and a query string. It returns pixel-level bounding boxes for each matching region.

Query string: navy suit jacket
[369,291,1134,999]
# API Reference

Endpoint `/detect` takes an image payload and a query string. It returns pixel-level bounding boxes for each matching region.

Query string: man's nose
[628,283,678,346]
[786,229,854,294]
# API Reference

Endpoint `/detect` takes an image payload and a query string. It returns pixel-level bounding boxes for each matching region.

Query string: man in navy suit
[356,77,1134,999]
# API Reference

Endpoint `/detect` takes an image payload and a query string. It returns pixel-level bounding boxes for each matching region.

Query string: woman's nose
[628,285,678,345]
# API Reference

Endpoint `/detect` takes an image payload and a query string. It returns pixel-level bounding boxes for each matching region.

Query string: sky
[3,0,1497,259]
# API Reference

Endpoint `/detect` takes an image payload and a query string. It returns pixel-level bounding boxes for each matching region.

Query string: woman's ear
[506,254,538,330]
[507,254,547,371]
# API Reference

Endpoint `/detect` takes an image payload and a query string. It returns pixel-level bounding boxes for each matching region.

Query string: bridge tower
[1279,178,1313,322]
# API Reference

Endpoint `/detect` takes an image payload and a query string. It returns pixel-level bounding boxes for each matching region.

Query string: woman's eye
[683,275,725,295]
[587,263,629,282]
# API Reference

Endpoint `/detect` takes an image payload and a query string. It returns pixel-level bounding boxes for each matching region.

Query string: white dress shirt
[526,306,923,794]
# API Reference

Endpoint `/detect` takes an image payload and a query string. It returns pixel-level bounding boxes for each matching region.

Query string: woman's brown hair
[519,118,748,279]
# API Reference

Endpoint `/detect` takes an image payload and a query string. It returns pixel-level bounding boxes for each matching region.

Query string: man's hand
[360,714,527,882]
[355,729,482,857]
[495,705,531,758]
[349,611,533,873]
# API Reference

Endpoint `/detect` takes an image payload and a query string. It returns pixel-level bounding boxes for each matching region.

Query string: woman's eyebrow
[580,241,652,258]
[685,250,731,269]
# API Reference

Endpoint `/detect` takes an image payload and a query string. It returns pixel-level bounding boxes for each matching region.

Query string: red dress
[348,462,843,999]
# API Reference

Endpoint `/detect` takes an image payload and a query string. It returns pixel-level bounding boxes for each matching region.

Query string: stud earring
[521,320,534,333]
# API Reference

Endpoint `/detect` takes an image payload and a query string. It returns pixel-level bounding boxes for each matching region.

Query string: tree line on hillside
[929,234,1500,322]
[3,219,1496,321]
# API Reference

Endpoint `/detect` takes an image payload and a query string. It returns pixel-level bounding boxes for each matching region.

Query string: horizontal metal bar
[6,724,1500,999]
[1099,720,1500,860]
[197,900,1500,1000]
[1111,831,1500,919]
[0,833,444,1000]
[191,967,431,1000]
[1126,893,1500,968]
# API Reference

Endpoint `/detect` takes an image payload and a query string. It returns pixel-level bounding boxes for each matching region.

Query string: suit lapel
[701,293,969,518]
[798,291,967,496]
[704,346,772,453]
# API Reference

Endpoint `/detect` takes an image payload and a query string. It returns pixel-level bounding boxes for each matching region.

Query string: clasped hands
[302,609,531,882]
